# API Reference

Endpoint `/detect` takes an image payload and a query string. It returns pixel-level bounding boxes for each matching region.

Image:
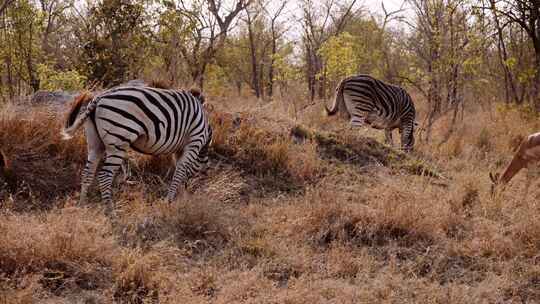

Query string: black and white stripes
[62,86,212,207]
[326,74,416,152]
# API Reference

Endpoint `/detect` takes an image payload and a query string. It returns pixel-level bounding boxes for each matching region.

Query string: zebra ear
[189,88,205,104]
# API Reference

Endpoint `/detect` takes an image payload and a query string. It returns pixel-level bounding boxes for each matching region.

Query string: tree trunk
[191,69,205,91]
[267,33,276,98]
[534,45,540,110]
[533,1,540,109]
[26,19,39,92]
[236,81,242,96]
[259,62,265,98]
[490,0,519,104]
[315,55,324,99]
[306,45,316,101]
[246,12,261,98]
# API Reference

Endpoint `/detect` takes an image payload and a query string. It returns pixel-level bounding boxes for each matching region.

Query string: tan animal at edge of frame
[490,132,540,196]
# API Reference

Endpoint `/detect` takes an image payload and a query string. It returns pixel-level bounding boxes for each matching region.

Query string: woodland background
[2,0,540,136]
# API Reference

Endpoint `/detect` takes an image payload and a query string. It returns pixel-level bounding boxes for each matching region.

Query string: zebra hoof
[77,198,88,207]
[104,203,117,216]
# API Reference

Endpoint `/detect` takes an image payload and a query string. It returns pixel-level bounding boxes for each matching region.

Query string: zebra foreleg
[385,130,394,147]
[399,121,415,153]
[80,152,103,205]
[167,147,201,202]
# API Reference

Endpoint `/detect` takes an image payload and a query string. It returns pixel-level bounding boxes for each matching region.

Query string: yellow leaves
[503,57,517,69]
[205,64,228,97]
[318,32,359,81]
[272,46,302,82]
[463,56,482,75]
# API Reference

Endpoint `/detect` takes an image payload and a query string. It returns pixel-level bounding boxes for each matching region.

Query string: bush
[37,64,86,91]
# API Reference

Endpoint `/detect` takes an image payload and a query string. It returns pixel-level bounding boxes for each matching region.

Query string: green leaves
[37,64,86,92]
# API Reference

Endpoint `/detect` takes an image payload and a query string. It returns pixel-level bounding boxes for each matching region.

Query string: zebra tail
[325,78,347,116]
[61,92,95,140]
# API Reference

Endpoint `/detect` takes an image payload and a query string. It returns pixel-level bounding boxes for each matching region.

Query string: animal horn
[489,172,496,183]
[489,172,501,197]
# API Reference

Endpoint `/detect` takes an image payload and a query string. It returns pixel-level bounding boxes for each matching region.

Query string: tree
[163,0,251,89]
[484,0,540,108]
[317,32,358,84]
[0,0,15,16]
[244,2,264,98]
[485,0,520,104]
[264,0,288,98]
[407,0,477,141]
[300,0,358,101]
[80,0,148,86]
[0,0,42,96]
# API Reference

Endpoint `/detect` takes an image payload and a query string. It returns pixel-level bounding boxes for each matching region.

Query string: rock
[31,90,76,105]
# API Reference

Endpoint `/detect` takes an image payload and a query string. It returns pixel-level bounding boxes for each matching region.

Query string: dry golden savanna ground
[1,91,540,303]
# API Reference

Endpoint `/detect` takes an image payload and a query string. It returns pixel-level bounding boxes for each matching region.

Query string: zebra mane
[65,92,93,129]
[189,88,205,104]
[149,79,172,89]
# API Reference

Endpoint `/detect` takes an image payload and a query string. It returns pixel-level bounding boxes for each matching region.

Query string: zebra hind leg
[80,122,105,205]
[80,148,104,206]
[96,146,127,212]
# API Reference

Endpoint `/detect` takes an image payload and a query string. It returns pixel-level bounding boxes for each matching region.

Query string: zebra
[61,86,212,209]
[325,74,416,152]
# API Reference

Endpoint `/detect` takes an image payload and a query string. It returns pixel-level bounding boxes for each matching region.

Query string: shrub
[37,64,86,91]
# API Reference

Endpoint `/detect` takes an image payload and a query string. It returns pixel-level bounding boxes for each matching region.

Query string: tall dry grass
[2,93,540,303]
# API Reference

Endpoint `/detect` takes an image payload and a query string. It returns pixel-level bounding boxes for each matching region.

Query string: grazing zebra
[61,86,212,209]
[325,74,416,152]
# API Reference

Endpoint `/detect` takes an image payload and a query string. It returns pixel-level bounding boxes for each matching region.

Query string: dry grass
[2,93,540,303]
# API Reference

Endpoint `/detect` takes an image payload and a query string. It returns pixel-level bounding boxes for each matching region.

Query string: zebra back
[93,86,211,156]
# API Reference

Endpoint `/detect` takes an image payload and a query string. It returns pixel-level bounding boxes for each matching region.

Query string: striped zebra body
[62,86,212,208]
[326,74,416,152]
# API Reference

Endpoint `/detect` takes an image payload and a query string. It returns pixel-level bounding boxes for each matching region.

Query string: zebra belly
[130,135,160,155]
[130,134,186,156]
[350,111,395,130]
